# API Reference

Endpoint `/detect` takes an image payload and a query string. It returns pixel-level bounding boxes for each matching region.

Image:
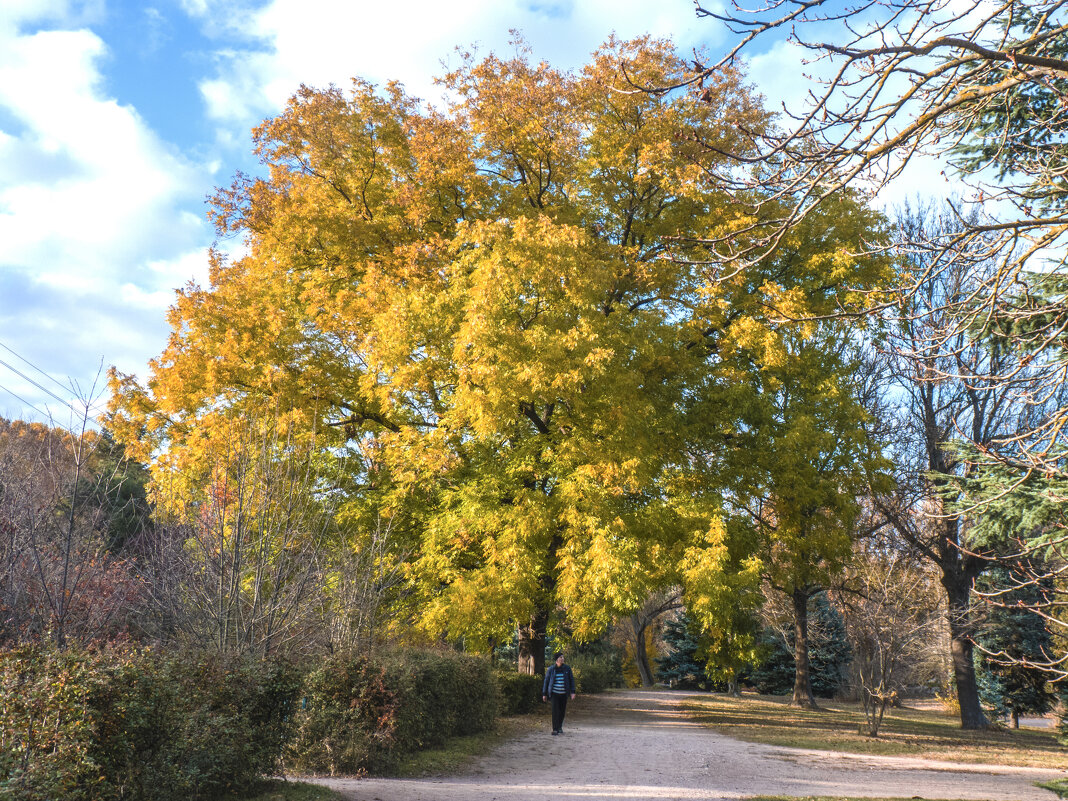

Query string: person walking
[542,651,576,735]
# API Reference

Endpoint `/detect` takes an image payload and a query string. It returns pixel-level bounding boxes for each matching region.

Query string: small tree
[976,565,1055,729]
[838,547,940,736]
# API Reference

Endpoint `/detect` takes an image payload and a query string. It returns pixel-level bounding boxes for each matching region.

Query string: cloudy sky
[0,0,951,425]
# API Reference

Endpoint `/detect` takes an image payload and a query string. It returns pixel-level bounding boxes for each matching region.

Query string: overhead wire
[0,340,109,420]
[0,380,50,420]
[0,338,72,395]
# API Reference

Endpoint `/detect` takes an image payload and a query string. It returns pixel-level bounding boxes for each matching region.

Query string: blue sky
[0,0,950,425]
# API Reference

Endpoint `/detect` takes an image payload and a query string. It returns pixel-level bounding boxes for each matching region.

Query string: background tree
[619,589,681,688]
[656,611,717,690]
[687,0,1068,726]
[975,564,1056,728]
[836,544,941,736]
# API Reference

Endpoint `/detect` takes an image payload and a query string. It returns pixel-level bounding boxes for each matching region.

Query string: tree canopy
[108,35,887,674]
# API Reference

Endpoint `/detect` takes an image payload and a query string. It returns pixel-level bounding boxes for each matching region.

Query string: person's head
[554,651,564,666]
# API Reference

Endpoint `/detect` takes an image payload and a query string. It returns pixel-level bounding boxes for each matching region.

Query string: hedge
[494,670,542,714]
[0,645,299,801]
[1,645,511,796]
[286,648,498,776]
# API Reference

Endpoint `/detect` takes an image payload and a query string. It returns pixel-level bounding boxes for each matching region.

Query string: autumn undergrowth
[685,692,1068,769]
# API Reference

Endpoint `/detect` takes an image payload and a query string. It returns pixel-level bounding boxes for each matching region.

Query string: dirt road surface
[310,689,1066,801]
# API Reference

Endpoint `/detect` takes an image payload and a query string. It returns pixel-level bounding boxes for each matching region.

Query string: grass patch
[685,693,1068,769]
[239,779,342,801]
[1040,777,1068,798]
[390,713,543,777]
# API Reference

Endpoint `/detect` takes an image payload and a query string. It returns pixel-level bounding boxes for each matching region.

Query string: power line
[0,380,50,420]
[0,340,109,418]
[0,338,71,395]
[0,356,76,409]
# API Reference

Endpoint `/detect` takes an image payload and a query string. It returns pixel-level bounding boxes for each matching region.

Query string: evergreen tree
[976,565,1055,728]
[749,593,852,698]
[656,613,719,690]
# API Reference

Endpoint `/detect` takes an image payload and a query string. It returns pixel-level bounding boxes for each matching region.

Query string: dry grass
[390,713,543,777]
[242,780,342,801]
[684,692,1068,769]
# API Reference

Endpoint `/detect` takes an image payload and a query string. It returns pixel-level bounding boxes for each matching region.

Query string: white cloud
[0,13,211,420]
[194,0,710,129]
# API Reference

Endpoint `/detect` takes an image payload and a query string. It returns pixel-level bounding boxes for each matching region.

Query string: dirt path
[310,689,1066,801]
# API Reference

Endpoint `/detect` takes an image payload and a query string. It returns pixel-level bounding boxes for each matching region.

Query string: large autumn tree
[110,36,884,672]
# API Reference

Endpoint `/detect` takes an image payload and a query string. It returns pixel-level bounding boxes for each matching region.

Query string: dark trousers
[551,692,569,732]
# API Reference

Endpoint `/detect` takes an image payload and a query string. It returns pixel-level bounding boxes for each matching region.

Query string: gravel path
[310,689,1066,801]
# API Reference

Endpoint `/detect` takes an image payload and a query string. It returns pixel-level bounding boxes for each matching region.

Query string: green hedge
[287,649,498,775]
[570,653,623,694]
[0,645,300,801]
[494,670,542,714]
[0,645,505,795]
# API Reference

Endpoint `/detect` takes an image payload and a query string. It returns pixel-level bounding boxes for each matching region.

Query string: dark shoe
[551,730,559,735]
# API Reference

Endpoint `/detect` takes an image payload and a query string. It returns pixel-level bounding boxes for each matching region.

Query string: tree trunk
[1011,710,1019,729]
[518,609,548,675]
[632,613,655,687]
[943,576,988,730]
[727,670,741,697]
[791,587,819,708]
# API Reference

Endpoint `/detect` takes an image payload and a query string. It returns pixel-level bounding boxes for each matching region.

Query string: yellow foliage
[106,34,890,653]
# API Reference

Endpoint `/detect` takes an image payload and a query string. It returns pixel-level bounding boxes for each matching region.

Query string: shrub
[494,670,542,714]
[287,648,497,776]
[0,644,301,801]
[570,653,623,694]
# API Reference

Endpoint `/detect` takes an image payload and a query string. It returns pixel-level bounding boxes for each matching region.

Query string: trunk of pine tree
[791,587,818,708]
[518,609,548,676]
[632,613,655,687]
[1011,710,1019,729]
[943,575,988,730]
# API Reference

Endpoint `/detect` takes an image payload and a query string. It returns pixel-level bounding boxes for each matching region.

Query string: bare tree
[867,202,1044,727]
[0,406,145,647]
[327,515,410,653]
[836,544,941,736]
[143,416,333,657]
[683,0,1067,309]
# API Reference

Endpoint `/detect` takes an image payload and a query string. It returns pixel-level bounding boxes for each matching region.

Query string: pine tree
[656,613,719,690]
[749,593,852,698]
[976,565,1055,728]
